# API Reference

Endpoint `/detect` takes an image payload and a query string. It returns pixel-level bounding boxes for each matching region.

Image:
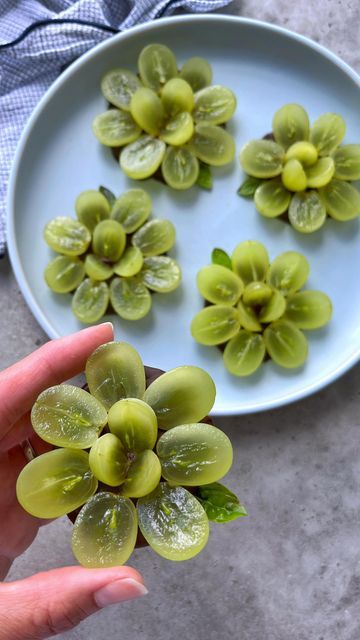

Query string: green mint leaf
[99,185,116,207]
[211,248,232,270]
[237,176,262,197]
[196,482,247,523]
[196,162,213,190]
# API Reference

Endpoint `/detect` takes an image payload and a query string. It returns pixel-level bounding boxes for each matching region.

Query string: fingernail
[101,321,114,332]
[94,578,148,608]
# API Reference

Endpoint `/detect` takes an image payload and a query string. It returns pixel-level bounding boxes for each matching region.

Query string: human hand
[0,324,147,640]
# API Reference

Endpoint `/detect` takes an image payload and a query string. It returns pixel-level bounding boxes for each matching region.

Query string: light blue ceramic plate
[7,15,360,415]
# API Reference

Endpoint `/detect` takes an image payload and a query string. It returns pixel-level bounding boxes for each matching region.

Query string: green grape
[223,331,266,377]
[101,68,141,111]
[143,365,216,430]
[281,159,307,192]
[161,78,194,115]
[180,56,212,91]
[72,279,109,323]
[113,246,143,277]
[92,219,126,262]
[138,43,178,92]
[272,104,310,150]
[242,281,272,307]
[31,384,108,448]
[16,449,97,519]
[266,251,310,295]
[254,179,291,217]
[190,305,241,346]
[44,255,85,293]
[160,111,194,146]
[108,398,158,451]
[310,113,346,156]
[110,276,152,320]
[192,85,236,125]
[75,190,110,232]
[285,141,318,166]
[259,290,286,323]
[285,290,332,329]
[132,218,175,256]
[111,188,152,233]
[120,135,166,180]
[44,217,91,256]
[196,264,243,306]
[157,423,233,486]
[141,256,181,292]
[84,254,114,281]
[92,109,141,147]
[237,300,262,332]
[319,178,360,221]
[137,483,209,561]
[231,240,269,284]
[264,320,308,368]
[121,450,161,498]
[239,140,285,178]
[89,433,128,486]
[85,342,146,411]
[305,157,335,188]
[130,87,165,136]
[333,144,360,180]
[161,146,199,190]
[189,123,235,166]
[72,493,138,567]
[288,191,327,233]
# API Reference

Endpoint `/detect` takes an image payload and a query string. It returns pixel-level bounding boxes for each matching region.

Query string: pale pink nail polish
[94,578,148,608]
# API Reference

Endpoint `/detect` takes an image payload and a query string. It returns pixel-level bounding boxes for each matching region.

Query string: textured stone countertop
[1,2,359,639]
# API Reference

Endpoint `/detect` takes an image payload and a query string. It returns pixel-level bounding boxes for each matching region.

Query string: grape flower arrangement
[238,103,360,233]
[16,342,245,566]
[44,187,181,323]
[191,241,332,376]
[92,44,237,190]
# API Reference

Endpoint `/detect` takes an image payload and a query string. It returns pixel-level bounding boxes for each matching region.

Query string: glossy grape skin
[89,433,128,487]
[113,246,143,277]
[92,219,126,262]
[254,179,291,217]
[138,44,178,92]
[191,305,241,346]
[141,256,181,293]
[192,85,236,125]
[75,190,110,232]
[266,251,310,295]
[72,492,138,568]
[189,123,235,166]
[84,254,114,281]
[231,240,269,285]
[264,320,308,368]
[240,139,284,178]
[197,264,243,306]
[305,157,335,188]
[310,113,346,156]
[110,276,152,321]
[16,449,97,519]
[319,179,360,221]
[137,483,209,561]
[44,217,91,256]
[285,141,318,166]
[92,109,141,147]
[111,188,152,233]
[85,342,146,411]
[272,103,310,150]
[236,300,262,332]
[223,331,266,377]
[161,146,199,190]
[242,281,272,307]
[288,191,327,233]
[180,56,212,91]
[31,384,107,449]
[130,87,164,136]
[161,78,195,115]
[160,111,194,146]
[333,144,360,181]
[284,290,332,329]
[121,450,162,498]
[44,256,85,293]
[132,218,176,257]
[157,423,233,486]
[120,136,166,180]
[108,398,158,452]
[259,290,286,323]
[143,366,216,430]
[101,68,141,111]
[281,159,307,192]
[72,279,109,324]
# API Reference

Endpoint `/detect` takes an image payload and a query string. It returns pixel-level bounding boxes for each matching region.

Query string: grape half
[161,78,195,115]
[189,123,235,166]
[333,144,360,181]
[264,320,308,368]
[89,433,128,486]
[92,109,141,147]
[231,240,269,284]
[72,279,109,323]
[141,256,181,292]
[266,251,310,295]
[132,218,175,257]
[130,87,164,137]
[101,69,141,110]
[92,220,126,262]
[161,146,199,190]
[180,56,212,91]
[113,246,144,277]
[310,113,346,156]
[272,104,310,150]
[223,331,266,376]
[138,44,178,92]
[254,179,291,217]
[160,111,194,146]
[111,188,152,233]
[84,254,114,281]
[121,450,162,498]
[193,85,236,125]
[191,305,241,346]
[108,398,158,452]
[75,190,110,232]
[240,140,284,178]
[284,290,332,329]
[319,179,360,221]
[44,256,85,293]
[44,217,91,256]
[196,264,244,306]
[288,191,327,233]
[120,136,166,180]
[110,276,152,320]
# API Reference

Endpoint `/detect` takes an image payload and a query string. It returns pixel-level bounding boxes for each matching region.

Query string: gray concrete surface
[1,1,360,638]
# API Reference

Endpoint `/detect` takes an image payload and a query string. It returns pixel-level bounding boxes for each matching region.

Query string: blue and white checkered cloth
[0,0,232,257]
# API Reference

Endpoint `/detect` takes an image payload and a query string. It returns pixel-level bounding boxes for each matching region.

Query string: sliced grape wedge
[75,190,110,232]
[89,433,128,487]
[333,144,360,181]
[254,179,291,217]
[180,56,212,91]
[120,135,166,180]
[31,384,108,448]
[143,366,216,430]
[137,483,209,561]
[138,44,178,92]
[132,218,175,256]
[92,219,126,262]
[16,449,97,519]
[92,109,141,147]
[237,299,262,332]
[288,191,327,233]
[130,87,164,136]
[157,423,233,486]
[284,290,332,329]
[121,450,162,498]
[223,331,266,377]
[281,159,307,192]
[161,78,194,115]
[141,256,181,293]
[266,251,310,295]
[191,305,241,346]
[160,111,194,146]
[113,246,143,277]
[108,398,158,452]
[111,188,152,233]
[44,255,85,293]
[305,157,335,188]
[85,342,146,411]
[193,85,236,125]
[110,276,152,321]
[272,104,310,150]
[264,320,308,368]
[259,290,286,323]
[231,240,269,284]
[242,281,272,307]
[72,279,109,323]
[310,113,346,156]
[161,146,199,190]
[285,141,318,166]
[101,68,141,110]
[84,254,114,281]
[72,493,138,567]
[319,179,360,221]
[239,139,285,178]
[196,264,243,306]
[189,123,235,166]
[44,217,91,256]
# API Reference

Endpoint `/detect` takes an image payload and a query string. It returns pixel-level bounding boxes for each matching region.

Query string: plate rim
[6,14,360,415]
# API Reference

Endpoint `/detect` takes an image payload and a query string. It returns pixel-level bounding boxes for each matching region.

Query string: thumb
[0,565,147,639]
